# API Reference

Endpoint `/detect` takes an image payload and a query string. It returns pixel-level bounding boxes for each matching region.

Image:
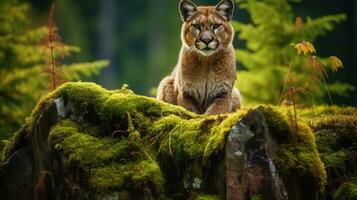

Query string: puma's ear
[215,0,234,21]
[179,0,197,22]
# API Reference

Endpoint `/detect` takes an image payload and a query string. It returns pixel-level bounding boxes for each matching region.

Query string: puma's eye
[193,24,201,30]
[212,23,221,29]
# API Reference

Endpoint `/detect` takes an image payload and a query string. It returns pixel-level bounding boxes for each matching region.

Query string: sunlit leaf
[329,56,343,73]
[294,41,316,55]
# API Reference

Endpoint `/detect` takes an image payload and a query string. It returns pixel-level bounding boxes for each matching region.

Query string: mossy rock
[261,107,327,198]
[0,82,328,200]
[302,106,357,200]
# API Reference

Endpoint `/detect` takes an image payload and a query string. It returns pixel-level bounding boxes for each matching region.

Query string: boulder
[0,82,330,200]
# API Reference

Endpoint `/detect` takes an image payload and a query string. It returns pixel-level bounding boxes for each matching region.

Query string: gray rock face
[0,147,34,200]
[226,109,288,200]
[0,102,59,200]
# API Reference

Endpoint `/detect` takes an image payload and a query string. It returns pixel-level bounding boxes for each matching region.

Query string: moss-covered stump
[0,82,326,200]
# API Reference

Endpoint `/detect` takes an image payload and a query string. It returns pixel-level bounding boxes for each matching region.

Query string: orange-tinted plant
[280,16,344,129]
[42,2,65,91]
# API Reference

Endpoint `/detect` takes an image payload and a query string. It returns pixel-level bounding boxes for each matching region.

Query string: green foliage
[234,0,352,105]
[333,179,357,200]
[0,2,108,139]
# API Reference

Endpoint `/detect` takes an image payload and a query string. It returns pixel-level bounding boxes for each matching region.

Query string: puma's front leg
[177,92,199,114]
[157,75,177,104]
[205,94,231,115]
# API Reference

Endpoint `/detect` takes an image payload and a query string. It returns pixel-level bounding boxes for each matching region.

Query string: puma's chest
[180,75,230,112]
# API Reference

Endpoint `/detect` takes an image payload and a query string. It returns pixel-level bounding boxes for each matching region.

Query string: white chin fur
[198,49,216,56]
[208,41,218,49]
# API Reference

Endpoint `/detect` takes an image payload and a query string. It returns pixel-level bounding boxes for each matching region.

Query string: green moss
[274,144,326,193]
[313,115,357,151]
[251,195,262,200]
[204,111,247,157]
[90,165,125,190]
[46,83,191,132]
[30,82,246,162]
[298,105,357,119]
[151,110,247,160]
[49,120,78,145]
[260,105,291,144]
[152,115,207,158]
[49,119,165,195]
[321,150,347,173]
[0,139,9,162]
[103,92,190,117]
[50,120,134,167]
[196,195,222,200]
[333,179,357,200]
[55,82,108,110]
[91,160,164,193]
[306,106,357,198]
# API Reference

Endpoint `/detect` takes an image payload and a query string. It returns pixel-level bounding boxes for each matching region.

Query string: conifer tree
[234,0,353,105]
[0,2,108,139]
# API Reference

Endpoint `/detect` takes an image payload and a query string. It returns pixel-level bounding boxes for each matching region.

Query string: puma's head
[179,0,235,56]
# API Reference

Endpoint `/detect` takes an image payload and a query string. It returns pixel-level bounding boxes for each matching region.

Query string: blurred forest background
[0,0,356,139]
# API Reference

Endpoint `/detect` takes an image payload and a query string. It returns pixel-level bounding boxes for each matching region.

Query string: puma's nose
[200,35,213,45]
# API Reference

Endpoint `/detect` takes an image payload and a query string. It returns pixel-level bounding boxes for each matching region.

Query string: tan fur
[157,0,241,115]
